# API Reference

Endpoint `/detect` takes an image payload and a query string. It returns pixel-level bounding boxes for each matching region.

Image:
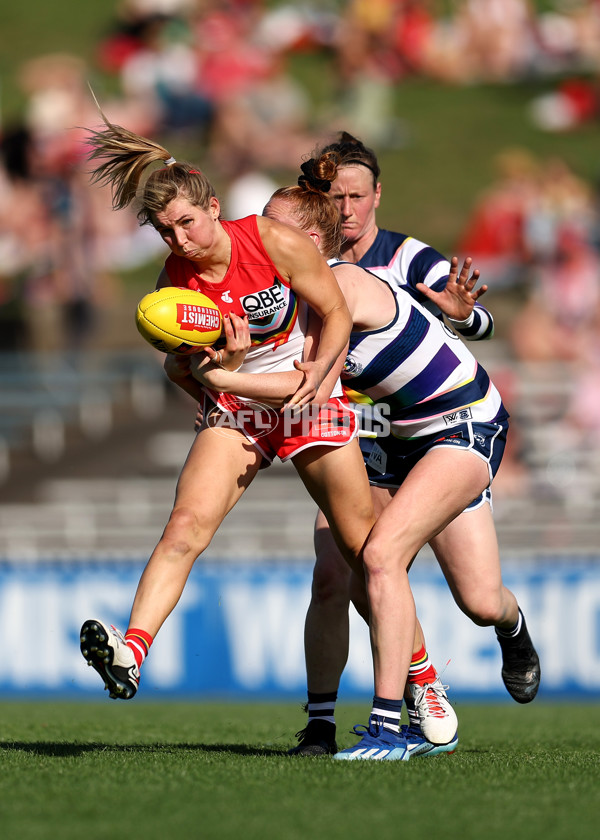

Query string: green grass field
[1,700,598,840]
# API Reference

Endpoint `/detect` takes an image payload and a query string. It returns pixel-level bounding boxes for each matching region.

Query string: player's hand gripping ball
[136,287,222,353]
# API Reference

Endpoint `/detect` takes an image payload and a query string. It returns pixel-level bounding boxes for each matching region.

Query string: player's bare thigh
[293,439,375,572]
[312,482,393,597]
[173,423,263,536]
[313,484,392,547]
[366,447,490,567]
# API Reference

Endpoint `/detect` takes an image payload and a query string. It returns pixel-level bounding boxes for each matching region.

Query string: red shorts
[203,392,358,464]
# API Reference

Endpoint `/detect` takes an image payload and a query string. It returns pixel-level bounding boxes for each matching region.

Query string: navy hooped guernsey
[342,279,507,440]
[357,229,494,341]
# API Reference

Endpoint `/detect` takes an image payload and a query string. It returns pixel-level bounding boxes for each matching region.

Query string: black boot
[495,609,541,703]
[288,719,337,756]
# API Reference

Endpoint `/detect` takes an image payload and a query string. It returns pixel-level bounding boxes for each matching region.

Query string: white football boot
[80,619,140,699]
[409,677,458,745]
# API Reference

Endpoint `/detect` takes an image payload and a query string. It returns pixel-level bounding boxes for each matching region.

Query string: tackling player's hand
[416,256,488,321]
[188,349,220,385]
[164,352,192,383]
[282,359,326,412]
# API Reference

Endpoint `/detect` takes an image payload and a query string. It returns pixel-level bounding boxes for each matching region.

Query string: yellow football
[135,287,223,353]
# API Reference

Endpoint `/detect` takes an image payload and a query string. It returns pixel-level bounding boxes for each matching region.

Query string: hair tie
[298,158,331,193]
[165,156,177,166]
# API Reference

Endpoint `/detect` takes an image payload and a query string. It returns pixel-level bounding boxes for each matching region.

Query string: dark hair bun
[298,158,332,193]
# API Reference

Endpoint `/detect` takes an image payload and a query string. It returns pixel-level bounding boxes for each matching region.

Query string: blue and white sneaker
[402,724,458,757]
[333,721,410,761]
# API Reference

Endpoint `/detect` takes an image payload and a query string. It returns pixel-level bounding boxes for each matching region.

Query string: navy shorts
[359,418,509,510]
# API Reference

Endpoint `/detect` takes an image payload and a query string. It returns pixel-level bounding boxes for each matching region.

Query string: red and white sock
[408,643,438,686]
[124,628,154,670]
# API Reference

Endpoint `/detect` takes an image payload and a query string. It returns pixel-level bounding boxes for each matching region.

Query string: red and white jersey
[164,214,341,407]
[164,215,308,375]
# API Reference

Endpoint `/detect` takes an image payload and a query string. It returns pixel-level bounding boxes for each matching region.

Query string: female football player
[254,141,540,760]
[199,144,539,759]
[78,111,377,708]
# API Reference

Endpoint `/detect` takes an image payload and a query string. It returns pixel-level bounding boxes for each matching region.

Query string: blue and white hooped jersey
[342,280,507,440]
[357,229,494,341]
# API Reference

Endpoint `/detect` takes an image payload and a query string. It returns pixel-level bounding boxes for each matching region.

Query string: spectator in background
[453,0,538,82]
[330,0,402,148]
[117,12,214,135]
[204,45,314,175]
[96,0,199,77]
[458,148,600,334]
[392,0,437,77]
[190,5,315,175]
[524,156,598,265]
[509,222,600,363]
[3,52,167,354]
[456,148,540,290]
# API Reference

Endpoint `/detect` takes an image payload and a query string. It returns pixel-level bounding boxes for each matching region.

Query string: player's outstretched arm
[191,359,304,407]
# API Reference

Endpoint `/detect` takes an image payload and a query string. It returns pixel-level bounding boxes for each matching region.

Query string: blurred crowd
[455,141,600,518]
[1,0,600,519]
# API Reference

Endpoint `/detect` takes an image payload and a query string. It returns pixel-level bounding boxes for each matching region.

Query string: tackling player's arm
[192,362,304,408]
[194,308,346,409]
[257,215,352,409]
[302,307,348,406]
[188,310,324,408]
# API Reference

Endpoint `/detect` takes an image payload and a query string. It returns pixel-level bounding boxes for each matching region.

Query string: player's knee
[457,590,504,626]
[161,506,212,559]
[362,528,413,578]
[362,537,391,581]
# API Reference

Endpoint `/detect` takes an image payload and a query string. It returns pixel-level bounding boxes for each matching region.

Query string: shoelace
[294,722,334,742]
[413,682,450,719]
[401,724,424,743]
[294,727,308,741]
[352,724,371,738]
[351,722,403,743]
